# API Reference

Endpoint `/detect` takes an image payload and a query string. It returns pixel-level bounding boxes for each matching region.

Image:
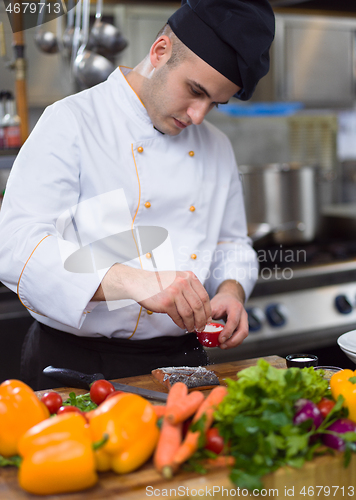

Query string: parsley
[63,392,97,412]
[182,448,218,475]
[190,414,207,448]
[214,359,332,491]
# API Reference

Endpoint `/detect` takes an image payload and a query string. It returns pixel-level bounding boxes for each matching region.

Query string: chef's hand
[93,264,212,332]
[210,280,249,349]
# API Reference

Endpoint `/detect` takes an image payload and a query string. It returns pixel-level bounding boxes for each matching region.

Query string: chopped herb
[63,392,97,412]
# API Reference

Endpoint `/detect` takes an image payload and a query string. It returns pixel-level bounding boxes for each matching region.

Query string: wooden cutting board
[1,355,355,500]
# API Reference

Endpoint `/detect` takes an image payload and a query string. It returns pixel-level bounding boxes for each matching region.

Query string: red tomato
[41,392,63,414]
[105,390,123,401]
[57,405,88,422]
[57,405,84,416]
[89,380,115,405]
[204,427,224,455]
[317,398,336,418]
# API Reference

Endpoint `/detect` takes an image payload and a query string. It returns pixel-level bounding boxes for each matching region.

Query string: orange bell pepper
[330,368,356,422]
[18,412,98,495]
[88,392,159,474]
[0,379,49,456]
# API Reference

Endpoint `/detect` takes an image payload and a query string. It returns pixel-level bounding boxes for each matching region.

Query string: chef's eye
[190,87,202,97]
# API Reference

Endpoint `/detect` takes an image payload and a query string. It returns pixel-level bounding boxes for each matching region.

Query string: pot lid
[239,162,318,174]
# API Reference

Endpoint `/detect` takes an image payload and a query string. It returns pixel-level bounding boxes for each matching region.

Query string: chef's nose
[187,103,210,125]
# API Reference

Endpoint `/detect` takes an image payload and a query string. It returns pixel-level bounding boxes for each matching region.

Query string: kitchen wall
[1,4,356,191]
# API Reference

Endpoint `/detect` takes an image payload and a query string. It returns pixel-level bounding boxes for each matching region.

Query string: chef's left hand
[210,280,249,349]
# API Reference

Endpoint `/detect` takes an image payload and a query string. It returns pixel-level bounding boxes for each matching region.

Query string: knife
[43,366,168,402]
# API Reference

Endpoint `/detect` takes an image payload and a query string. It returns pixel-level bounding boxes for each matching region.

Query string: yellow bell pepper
[18,412,98,495]
[0,379,50,456]
[88,392,159,474]
[330,368,356,422]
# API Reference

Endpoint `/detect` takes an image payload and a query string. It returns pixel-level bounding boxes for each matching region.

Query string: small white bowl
[337,330,356,365]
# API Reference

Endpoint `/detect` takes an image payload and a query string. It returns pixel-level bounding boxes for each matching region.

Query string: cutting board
[1,355,355,500]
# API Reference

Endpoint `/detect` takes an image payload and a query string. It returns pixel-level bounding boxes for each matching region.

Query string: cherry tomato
[89,380,115,405]
[41,392,63,414]
[105,390,123,401]
[204,427,224,455]
[57,405,88,422]
[317,398,336,418]
[57,405,83,416]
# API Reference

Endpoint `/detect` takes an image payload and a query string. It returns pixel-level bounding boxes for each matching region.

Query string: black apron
[20,321,208,390]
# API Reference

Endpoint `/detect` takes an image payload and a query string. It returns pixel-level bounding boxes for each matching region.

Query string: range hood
[269,0,356,13]
[250,13,356,107]
[119,0,356,14]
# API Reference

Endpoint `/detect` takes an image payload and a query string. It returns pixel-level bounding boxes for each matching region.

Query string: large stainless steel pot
[239,163,321,244]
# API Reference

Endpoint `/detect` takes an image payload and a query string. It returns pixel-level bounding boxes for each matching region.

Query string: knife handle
[43,366,104,390]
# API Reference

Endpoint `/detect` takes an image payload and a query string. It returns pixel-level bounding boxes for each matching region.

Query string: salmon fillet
[151,366,220,390]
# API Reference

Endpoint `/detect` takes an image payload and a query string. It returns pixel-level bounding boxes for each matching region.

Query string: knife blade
[43,366,168,402]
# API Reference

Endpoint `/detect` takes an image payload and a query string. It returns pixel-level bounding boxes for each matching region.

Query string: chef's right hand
[94,264,212,332]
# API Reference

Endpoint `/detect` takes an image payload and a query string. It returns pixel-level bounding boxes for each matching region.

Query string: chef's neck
[124,56,153,103]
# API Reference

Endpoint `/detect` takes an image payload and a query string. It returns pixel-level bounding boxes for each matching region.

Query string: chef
[0,0,275,390]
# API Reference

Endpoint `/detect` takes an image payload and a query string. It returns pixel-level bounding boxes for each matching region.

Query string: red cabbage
[322,418,356,451]
[293,398,323,429]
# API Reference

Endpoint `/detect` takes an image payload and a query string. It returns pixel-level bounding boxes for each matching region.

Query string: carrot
[166,390,204,425]
[154,418,183,479]
[153,382,187,478]
[172,386,228,468]
[153,405,166,418]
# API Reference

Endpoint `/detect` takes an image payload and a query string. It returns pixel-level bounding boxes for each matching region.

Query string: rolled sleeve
[204,241,259,300]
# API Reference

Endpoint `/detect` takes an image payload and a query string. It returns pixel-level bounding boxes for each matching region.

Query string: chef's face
[141,43,240,136]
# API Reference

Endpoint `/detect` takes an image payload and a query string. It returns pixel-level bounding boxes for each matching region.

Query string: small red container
[195,322,224,348]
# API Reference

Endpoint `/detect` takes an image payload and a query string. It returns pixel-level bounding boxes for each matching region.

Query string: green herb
[190,414,207,448]
[182,448,217,475]
[214,359,335,491]
[63,392,97,412]
[0,455,21,467]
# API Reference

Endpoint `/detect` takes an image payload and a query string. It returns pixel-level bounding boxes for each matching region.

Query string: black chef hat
[167,0,275,101]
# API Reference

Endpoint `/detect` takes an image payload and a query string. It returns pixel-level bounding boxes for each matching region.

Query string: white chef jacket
[0,67,258,340]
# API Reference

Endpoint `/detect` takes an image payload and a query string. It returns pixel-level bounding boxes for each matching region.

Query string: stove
[208,239,356,365]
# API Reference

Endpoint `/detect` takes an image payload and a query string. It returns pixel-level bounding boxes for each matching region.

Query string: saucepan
[240,163,321,245]
[248,221,306,244]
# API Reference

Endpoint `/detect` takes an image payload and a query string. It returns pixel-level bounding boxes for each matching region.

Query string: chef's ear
[149,35,172,69]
